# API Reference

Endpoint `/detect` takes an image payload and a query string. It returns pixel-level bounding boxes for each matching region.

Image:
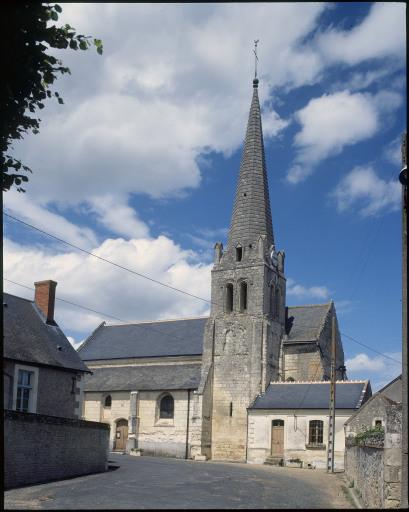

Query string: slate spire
[227,78,274,253]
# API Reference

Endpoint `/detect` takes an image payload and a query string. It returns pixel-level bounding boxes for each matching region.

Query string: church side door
[271,419,284,457]
[114,419,128,451]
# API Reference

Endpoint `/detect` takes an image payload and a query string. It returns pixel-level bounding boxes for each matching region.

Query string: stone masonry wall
[4,410,109,489]
[345,403,402,508]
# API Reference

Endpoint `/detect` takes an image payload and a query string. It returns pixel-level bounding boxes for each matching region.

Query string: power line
[3,211,214,306]
[340,331,401,365]
[3,278,204,347]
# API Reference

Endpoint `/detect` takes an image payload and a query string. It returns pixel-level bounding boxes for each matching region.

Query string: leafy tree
[1,2,103,192]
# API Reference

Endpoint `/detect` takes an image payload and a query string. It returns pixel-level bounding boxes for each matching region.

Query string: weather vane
[253,39,259,79]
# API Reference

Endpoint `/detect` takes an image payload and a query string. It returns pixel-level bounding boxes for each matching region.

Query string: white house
[247,380,371,469]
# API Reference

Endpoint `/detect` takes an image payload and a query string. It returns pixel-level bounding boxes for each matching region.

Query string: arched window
[104,395,112,408]
[159,394,174,419]
[309,420,324,445]
[239,281,248,312]
[225,283,233,313]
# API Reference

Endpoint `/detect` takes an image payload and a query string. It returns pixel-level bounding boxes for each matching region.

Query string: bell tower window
[236,246,243,262]
[225,283,233,313]
[239,281,248,312]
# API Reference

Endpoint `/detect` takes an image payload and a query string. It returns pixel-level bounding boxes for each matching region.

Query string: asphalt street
[4,454,354,509]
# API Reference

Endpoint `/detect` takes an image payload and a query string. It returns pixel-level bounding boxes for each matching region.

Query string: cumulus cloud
[3,191,99,249]
[316,3,406,66]
[286,89,402,184]
[345,351,401,391]
[331,166,401,217]
[286,278,330,301]
[383,134,405,167]
[3,235,212,338]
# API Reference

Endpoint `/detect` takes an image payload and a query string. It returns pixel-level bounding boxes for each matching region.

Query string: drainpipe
[185,389,191,459]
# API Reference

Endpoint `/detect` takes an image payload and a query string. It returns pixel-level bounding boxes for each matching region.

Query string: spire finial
[253,39,259,87]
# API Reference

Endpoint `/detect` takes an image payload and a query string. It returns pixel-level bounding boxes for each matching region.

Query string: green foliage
[355,425,385,446]
[1,3,103,192]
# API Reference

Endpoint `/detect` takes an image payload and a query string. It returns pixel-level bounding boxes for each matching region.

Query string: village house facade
[3,280,109,489]
[79,77,353,464]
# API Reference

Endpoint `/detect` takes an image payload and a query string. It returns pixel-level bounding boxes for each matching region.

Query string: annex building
[79,77,364,467]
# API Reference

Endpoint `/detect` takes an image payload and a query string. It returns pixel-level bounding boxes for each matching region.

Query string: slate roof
[78,317,207,361]
[83,364,201,392]
[227,78,274,252]
[3,293,89,373]
[249,381,370,410]
[285,303,331,342]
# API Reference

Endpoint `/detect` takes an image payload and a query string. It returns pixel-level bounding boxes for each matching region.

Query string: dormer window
[236,246,243,262]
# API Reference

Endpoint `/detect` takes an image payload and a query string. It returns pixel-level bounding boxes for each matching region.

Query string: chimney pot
[34,280,57,324]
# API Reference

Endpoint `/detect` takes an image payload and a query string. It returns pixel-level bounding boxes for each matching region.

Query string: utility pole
[327,314,336,473]
[400,132,407,509]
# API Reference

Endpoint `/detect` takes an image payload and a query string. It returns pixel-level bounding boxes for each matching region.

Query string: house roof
[285,303,331,342]
[344,375,401,425]
[249,381,370,410]
[83,363,201,392]
[3,293,89,373]
[78,317,207,361]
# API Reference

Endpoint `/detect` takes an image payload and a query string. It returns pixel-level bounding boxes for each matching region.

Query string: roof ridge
[269,380,367,384]
[287,302,331,309]
[106,315,209,327]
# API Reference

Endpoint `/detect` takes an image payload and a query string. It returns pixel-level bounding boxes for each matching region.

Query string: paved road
[5,454,353,509]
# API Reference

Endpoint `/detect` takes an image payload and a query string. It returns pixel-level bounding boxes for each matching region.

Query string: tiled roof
[249,381,370,410]
[83,363,201,392]
[78,317,207,361]
[3,293,89,373]
[285,303,331,342]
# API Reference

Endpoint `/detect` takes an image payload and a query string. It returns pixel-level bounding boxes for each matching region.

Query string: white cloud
[3,191,98,249]
[286,89,402,184]
[345,351,401,391]
[10,3,328,221]
[3,235,212,337]
[286,278,330,301]
[331,166,401,217]
[383,134,405,167]
[317,3,406,66]
[287,91,379,183]
[87,195,149,239]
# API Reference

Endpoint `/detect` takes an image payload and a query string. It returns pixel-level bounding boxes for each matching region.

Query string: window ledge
[155,419,174,427]
[306,444,326,450]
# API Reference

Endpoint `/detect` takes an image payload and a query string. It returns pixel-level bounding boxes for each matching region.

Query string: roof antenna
[253,39,259,79]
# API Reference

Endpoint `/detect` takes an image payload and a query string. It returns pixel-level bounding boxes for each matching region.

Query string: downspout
[185,389,191,459]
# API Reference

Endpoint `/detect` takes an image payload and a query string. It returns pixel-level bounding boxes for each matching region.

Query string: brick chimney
[34,280,57,324]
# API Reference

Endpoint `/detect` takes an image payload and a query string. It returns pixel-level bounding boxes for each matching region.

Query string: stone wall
[345,404,402,508]
[4,410,109,489]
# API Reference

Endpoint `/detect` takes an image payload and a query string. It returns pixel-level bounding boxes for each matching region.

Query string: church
[78,77,368,468]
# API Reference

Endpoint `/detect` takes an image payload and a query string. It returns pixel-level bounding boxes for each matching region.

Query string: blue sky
[3,3,406,390]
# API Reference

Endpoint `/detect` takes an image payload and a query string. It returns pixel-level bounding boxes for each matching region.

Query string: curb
[347,486,363,509]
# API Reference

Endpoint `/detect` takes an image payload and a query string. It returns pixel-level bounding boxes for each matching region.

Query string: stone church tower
[197,78,286,462]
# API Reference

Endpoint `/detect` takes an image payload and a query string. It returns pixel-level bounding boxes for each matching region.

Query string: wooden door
[115,419,128,451]
[271,420,284,456]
